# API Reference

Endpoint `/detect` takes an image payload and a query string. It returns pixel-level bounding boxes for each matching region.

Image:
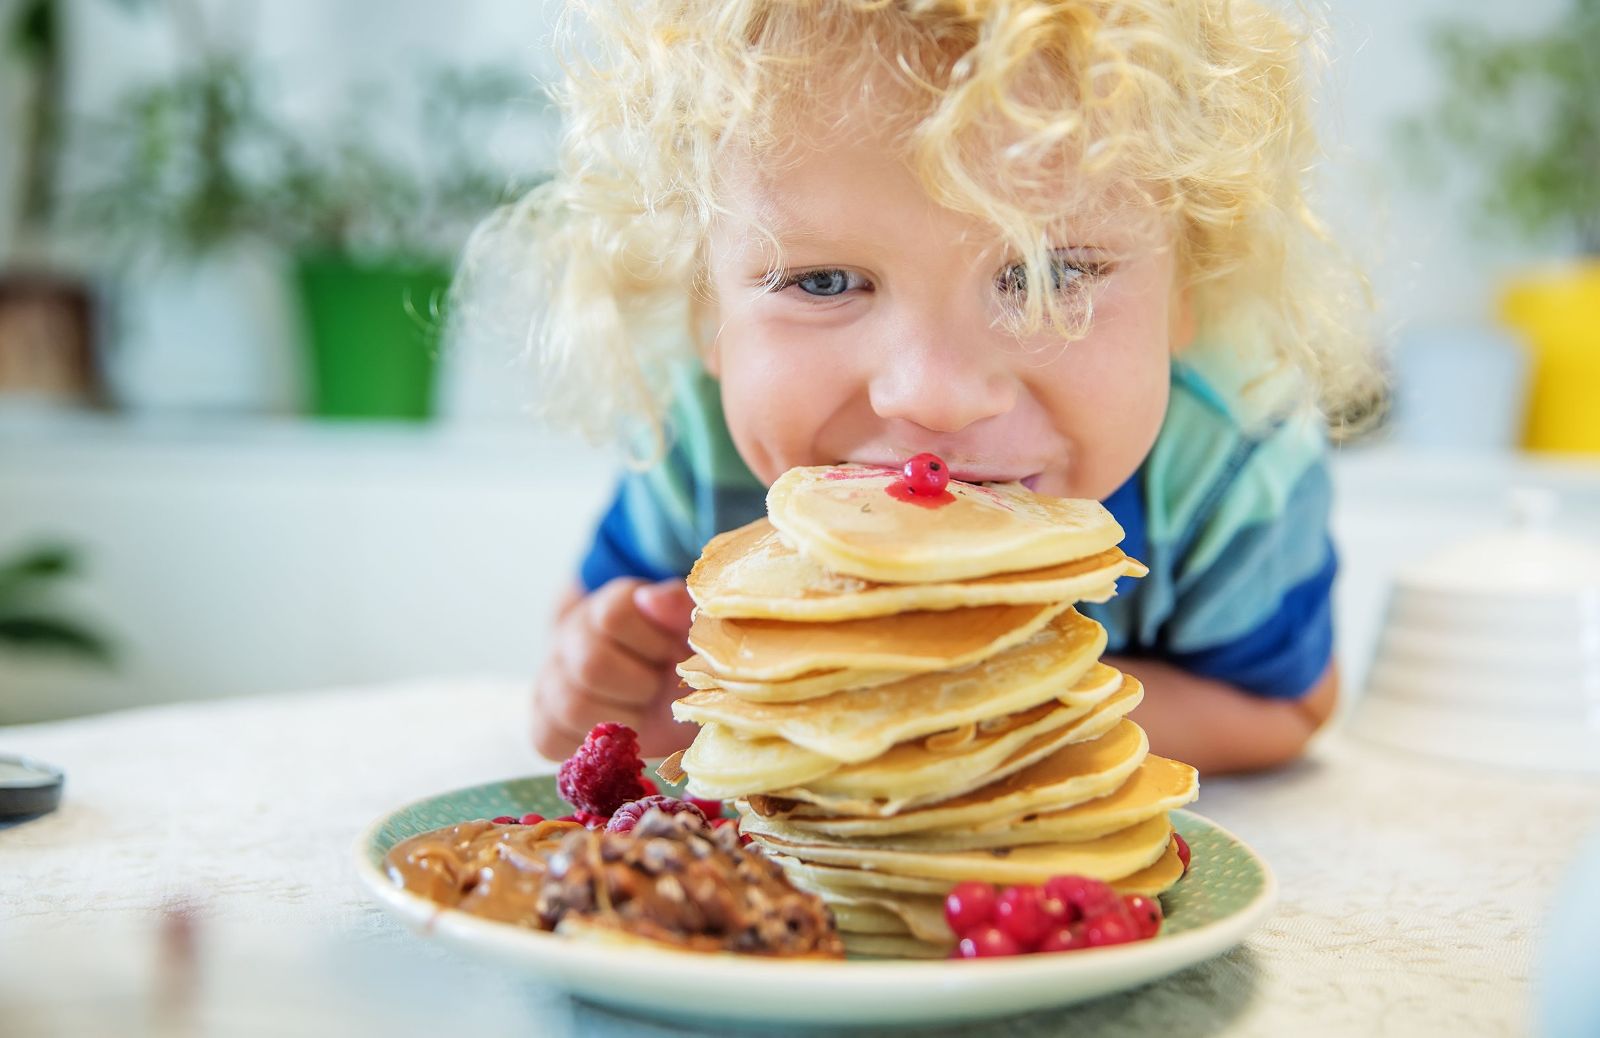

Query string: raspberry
[557,722,647,816]
[490,815,516,825]
[944,882,997,934]
[519,813,545,826]
[902,453,950,495]
[605,795,708,834]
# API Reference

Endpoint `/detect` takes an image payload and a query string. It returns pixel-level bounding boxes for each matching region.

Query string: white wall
[0,416,614,723]
[1308,0,1574,335]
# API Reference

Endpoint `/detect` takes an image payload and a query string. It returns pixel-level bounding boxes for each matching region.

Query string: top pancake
[766,466,1126,584]
[689,518,1145,621]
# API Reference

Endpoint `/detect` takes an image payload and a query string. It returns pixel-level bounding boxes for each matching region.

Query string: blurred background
[1,0,1597,725]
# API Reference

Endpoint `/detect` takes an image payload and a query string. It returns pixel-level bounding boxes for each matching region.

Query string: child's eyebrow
[759,222,878,251]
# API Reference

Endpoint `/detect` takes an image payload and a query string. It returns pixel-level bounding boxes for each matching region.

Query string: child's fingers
[552,627,662,708]
[633,580,696,636]
[530,706,587,762]
[583,579,690,666]
[533,664,647,742]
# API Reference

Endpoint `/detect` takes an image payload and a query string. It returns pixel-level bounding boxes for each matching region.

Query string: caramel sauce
[383,813,844,958]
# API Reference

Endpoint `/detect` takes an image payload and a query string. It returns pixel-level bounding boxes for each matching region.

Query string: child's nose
[867,330,1018,434]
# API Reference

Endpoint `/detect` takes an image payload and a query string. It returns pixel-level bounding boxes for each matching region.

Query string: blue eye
[770,268,864,297]
[996,253,1103,296]
[798,270,850,296]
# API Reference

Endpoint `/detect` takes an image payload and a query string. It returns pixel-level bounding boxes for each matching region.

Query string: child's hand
[531,578,696,761]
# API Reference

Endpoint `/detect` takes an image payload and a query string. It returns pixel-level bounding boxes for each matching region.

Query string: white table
[3,680,1597,1037]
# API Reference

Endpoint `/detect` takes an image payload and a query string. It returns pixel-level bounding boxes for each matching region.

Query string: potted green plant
[267,68,543,421]
[67,47,545,421]
[1400,0,1600,453]
[64,47,301,414]
[0,545,111,665]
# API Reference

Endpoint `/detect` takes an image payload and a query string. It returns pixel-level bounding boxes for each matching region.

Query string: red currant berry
[1038,890,1072,926]
[519,813,545,825]
[956,925,1022,958]
[1037,925,1088,953]
[944,882,998,934]
[1043,875,1119,919]
[490,815,516,825]
[688,797,725,819]
[1173,833,1191,874]
[994,885,1050,949]
[1081,910,1139,948]
[1122,895,1163,939]
[902,453,950,495]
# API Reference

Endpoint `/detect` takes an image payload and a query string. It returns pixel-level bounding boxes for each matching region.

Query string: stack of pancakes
[660,465,1199,958]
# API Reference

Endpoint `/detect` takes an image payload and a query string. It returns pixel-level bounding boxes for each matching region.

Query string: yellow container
[1500,262,1600,455]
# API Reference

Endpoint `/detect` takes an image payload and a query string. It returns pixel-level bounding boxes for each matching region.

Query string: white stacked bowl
[1347,490,1600,774]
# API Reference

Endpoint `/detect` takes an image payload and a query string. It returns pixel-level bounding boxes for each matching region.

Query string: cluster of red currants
[944,875,1164,958]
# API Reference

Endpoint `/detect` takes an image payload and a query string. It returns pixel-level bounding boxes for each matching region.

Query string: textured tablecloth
[3,679,1597,1037]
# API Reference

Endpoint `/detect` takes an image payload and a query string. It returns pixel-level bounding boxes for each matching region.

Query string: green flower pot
[294,254,450,420]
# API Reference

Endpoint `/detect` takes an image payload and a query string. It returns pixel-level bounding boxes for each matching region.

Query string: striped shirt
[579,354,1336,701]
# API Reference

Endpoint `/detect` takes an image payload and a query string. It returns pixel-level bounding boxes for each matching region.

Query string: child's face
[703,110,1192,501]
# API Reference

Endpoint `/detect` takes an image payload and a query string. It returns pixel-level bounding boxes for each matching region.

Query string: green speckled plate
[355,770,1275,1027]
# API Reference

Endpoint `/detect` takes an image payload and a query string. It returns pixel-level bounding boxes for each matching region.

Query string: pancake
[829,902,912,936]
[747,754,1197,852]
[676,654,907,703]
[769,853,972,895]
[676,664,1129,803]
[766,466,1125,583]
[689,600,1070,682]
[678,723,840,800]
[690,518,1143,621]
[748,813,1174,885]
[673,610,1107,763]
[775,672,1142,815]
[1113,838,1187,896]
[841,933,950,959]
[771,833,1186,900]
[770,719,1149,834]
[803,889,953,944]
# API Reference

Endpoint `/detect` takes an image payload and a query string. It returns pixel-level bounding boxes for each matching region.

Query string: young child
[477,0,1377,775]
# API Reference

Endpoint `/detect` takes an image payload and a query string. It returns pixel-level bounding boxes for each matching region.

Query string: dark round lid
[0,754,64,818]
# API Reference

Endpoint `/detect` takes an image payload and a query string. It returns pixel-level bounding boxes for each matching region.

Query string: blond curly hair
[458,0,1376,454]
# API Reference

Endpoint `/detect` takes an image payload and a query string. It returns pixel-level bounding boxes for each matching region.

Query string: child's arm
[1111,655,1339,776]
